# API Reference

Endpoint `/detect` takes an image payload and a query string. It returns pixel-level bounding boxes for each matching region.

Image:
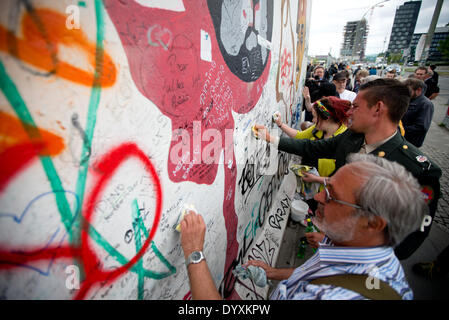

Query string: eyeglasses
[323,178,363,210]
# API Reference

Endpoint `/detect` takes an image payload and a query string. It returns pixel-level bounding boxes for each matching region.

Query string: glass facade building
[387,1,421,54]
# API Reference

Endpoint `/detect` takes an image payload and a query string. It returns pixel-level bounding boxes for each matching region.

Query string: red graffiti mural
[0,143,162,300]
[280,48,292,86]
[104,0,273,298]
[0,142,44,192]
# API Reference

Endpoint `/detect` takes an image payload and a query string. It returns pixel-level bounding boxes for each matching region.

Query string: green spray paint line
[0,61,74,233]
[86,199,175,284]
[73,0,106,245]
[132,199,145,300]
[89,223,176,280]
[0,0,176,297]
[132,199,176,279]
[132,201,176,277]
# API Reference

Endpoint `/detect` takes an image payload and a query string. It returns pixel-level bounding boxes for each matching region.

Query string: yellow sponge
[174,204,197,232]
[251,125,259,139]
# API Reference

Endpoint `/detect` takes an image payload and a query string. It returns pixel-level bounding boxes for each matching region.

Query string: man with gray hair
[248,154,427,299]
[180,154,428,299]
[402,78,434,148]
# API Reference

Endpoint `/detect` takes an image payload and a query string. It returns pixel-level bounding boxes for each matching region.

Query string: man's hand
[302,86,313,112]
[305,232,325,248]
[301,172,325,184]
[302,86,311,102]
[429,93,438,100]
[274,116,283,127]
[244,260,294,281]
[180,210,206,259]
[179,210,221,300]
[244,260,277,279]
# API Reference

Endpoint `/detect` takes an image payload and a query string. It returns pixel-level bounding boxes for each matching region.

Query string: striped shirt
[270,237,413,300]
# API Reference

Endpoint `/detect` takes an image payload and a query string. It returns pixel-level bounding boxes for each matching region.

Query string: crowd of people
[176,63,444,300]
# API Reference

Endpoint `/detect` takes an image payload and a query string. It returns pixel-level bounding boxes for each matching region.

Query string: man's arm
[302,86,313,112]
[278,131,343,160]
[428,93,439,100]
[186,261,221,300]
[180,211,221,300]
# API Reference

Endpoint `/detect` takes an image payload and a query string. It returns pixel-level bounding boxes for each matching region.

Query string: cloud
[308,0,446,58]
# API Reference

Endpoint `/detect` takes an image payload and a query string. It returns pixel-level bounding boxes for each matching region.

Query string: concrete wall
[0,0,310,299]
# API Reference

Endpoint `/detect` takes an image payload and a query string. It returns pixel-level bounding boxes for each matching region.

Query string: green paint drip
[132,199,145,300]
[132,199,176,281]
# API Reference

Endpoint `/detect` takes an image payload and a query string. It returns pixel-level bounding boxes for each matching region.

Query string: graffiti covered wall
[0,0,310,299]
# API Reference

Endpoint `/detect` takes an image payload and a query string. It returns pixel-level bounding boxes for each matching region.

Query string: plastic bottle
[297,237,307,259]
[305,218,319,233]
[305,219,319,253]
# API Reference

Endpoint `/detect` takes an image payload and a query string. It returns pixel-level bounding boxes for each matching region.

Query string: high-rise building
[387,1,421,54]
[409,26,449,62]
[340,18,369,61]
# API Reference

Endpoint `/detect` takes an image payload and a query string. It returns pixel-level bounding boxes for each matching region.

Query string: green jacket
[279,129,442,260]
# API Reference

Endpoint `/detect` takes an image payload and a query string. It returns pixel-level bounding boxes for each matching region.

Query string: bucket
[290,200,309,222]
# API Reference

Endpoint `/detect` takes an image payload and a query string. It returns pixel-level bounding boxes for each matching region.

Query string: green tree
[438,37,449,59]
[387,53,402,64]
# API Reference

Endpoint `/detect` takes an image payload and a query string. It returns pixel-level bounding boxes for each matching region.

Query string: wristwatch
[185,251,205,268]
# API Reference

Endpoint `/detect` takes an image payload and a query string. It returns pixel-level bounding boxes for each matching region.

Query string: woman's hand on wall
[253,124,274,143]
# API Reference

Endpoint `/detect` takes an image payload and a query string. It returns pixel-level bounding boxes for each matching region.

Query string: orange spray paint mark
[0,111,65,191]
[0,111,65,156]
[0,8,116,87]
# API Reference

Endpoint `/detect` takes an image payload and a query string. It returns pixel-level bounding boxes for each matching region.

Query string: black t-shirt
[424,78,439,98]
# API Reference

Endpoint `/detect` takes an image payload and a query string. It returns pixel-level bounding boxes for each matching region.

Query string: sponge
[174,204,197,232]
[251,125,259,140]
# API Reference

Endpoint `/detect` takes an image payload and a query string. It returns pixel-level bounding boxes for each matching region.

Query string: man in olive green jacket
[255,78,441,260]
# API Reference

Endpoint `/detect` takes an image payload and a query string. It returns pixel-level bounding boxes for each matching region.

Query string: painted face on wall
[104,0,273,185]
[208,0,273,82]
